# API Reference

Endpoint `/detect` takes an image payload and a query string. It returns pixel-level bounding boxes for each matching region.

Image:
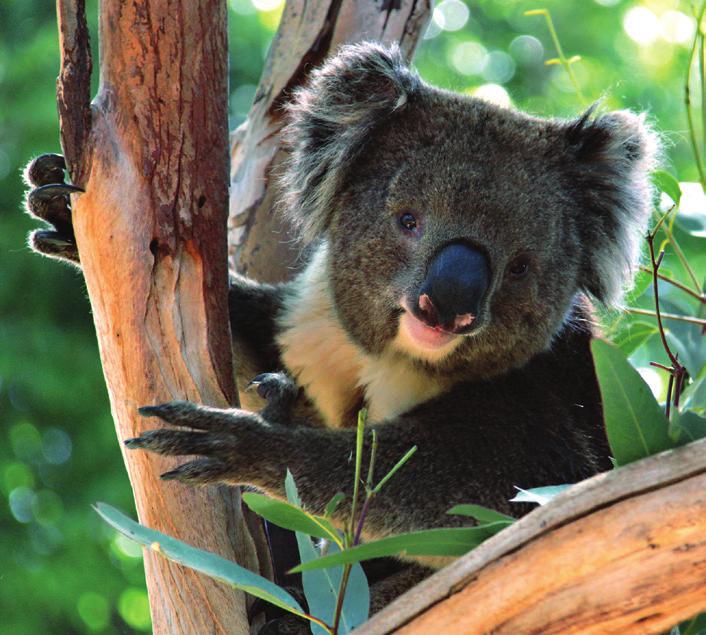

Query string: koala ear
[281,41,420,242]
[564,105,659,306]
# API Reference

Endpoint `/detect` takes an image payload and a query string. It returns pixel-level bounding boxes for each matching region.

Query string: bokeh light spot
[660,11,695,46]
[482,51,516,84]
[10,422,42,461]
[509,35,544,66]
[252,0,283,10]
[9,486,36,523]
[77,592,110,631]
[119,587,152,631]
[42,428,72,465]
[228,0,256,14]
[623,7,660,45]
[3,462,35,495]
[450,41,488,76]
[436,0,470,32]
[113,534,144,559]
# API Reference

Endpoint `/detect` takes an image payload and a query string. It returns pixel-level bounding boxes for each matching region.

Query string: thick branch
[56,1,261,632]
[362,437,706,634]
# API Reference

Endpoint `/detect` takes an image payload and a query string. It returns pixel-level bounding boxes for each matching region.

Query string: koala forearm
[228,273,289,380]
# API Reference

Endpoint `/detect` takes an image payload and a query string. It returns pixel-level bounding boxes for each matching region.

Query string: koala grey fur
[24,42,657,617]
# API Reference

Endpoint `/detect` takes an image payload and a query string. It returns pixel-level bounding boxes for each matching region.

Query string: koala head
[282,42,658,376]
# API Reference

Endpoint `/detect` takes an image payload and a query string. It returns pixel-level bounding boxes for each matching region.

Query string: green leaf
[446,504,515,524]
[324,493,345,518]
[591,339,673,465]
[669,410,706,446]
[652,170,682,205]
[285,472,368,635]
[242,492,342,546]
[681,375,706,414]
[509,485,571,505]
[93,502,305,617]
[612,320,657,356]
[623,269,652,306]
[289,525,509,573]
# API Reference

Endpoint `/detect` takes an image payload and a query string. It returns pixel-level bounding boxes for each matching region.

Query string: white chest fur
[276,244,446,427]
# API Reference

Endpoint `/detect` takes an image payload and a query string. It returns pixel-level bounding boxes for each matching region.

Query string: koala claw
[159,458,229,485]
[24,153,82,264]
[247,372,297,402]
[137,400,263,433]
[25,153,66,187]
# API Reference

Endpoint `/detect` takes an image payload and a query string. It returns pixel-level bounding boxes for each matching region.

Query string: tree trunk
[362,437,706,634]
[56,1,262,632]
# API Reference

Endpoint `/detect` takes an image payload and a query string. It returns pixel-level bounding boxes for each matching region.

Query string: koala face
[283,43,657,376]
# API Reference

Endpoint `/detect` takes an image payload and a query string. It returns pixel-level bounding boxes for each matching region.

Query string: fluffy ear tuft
[281,42,420,242]
[564,106,659,306]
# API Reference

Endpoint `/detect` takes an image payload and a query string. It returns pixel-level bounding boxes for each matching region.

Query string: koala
[25,42,656,623]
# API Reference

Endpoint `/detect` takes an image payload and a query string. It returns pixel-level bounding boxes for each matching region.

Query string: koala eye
[507,255,531,279]
[399,212,419,233]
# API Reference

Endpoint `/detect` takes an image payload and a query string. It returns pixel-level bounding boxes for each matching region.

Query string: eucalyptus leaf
[652,170,682,205]
[668,410,706,446]
[591,339,672,465]
[681,375,706,414]
[242,492,342,545]
[446,503,515,524]
[94,502,305,617]
[509,485,571,505]
[290,525,507,573]
[285,472,368,635]
[612,320,657,356]
[324,493,345,518]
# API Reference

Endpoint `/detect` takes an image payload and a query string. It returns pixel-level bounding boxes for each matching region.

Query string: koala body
[24,42,657,616]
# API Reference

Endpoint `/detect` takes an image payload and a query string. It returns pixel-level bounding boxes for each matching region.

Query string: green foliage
[509,485,572,505]
[94,503,307,617]
[592,339,673,465]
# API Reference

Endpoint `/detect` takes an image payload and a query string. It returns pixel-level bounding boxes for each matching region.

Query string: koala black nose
[414,242,490,333]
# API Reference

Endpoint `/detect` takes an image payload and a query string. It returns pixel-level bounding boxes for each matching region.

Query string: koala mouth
[392,300,466,362]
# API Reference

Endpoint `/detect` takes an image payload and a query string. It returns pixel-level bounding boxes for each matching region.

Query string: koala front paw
[125,401,269,486]
[23,153,83,264]
[248,372,299,425]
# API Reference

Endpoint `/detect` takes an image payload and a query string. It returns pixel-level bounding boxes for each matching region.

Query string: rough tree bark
[56,1,262,632]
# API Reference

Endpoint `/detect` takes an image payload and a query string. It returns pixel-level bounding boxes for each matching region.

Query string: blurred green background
[1,0,705,632]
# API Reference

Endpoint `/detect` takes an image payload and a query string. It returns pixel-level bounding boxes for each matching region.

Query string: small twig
[685,3,706,189]
[625,308,706,327]
[525,9,586,105]
[661,223,703,293]
[665,371,675,421]
[639,266,706,303]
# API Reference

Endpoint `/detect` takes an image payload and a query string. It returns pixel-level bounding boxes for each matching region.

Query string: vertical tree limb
[56,1,262,632]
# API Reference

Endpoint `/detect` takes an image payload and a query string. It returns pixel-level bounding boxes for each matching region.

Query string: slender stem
[701,29,706,162]
[648,241,681,369]
[302,612,335,634]
[665,371,675,420]
[353,496,373,546]
[366,430,378,492]
[639,266,706,303]
[625,307,706,326]
[332,565,352,635]
[661,224,703,293]
[526,9,586,104]
[685,5,706,189]
[650,361,673,373]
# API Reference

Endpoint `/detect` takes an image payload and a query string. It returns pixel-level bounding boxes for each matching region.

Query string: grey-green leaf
[93,502,305,616]
[651,170,681,205]
[668,410,706,446]
[612,320,657,356]
[290,525,508,573]
[446,503,515,523]
[509,485,571,505]
[591,339,672,465]
[285,471,368,635]
[242,492,341,544]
